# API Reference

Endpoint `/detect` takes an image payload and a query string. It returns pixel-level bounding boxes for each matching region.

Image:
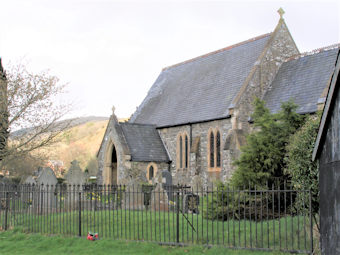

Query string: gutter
[155,115,231,129]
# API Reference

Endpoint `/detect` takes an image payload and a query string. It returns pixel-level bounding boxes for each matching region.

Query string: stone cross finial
[112,105,115,114]
[277,7,285,20]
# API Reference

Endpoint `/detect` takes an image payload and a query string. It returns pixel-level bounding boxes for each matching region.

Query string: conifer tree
[231,98,304,187]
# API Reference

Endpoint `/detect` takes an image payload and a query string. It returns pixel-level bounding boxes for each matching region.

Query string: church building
[97,11,339,189]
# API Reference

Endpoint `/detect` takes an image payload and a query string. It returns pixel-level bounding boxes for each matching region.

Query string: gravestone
[23,175,36,185]
[36,167,58,186]
[162,170,173,201]
[23,167,58,213]
[183,193,199,214]
[37,167,58,212]
[150,183,169,212]
[141,184,154,210]
[65,160,86,186]
[64,160,86,208]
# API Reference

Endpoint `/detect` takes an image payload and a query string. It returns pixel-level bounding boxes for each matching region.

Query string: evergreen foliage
[231,98,304,188]
[285,113,320,216]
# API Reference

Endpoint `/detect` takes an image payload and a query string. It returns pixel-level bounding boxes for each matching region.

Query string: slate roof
[313,50,340,160]
[264,47,339,114]
[120,123,170,162]
[130,34,272,127]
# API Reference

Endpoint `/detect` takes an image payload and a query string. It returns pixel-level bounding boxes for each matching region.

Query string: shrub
[285,114,320,219]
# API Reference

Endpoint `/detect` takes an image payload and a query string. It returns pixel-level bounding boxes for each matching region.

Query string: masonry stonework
[158,118,232,188]
[97,17,335,192]
[231,21,299,133]
[97,115,130,185]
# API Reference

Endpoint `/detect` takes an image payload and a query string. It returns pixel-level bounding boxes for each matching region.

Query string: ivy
[285,113,320,218]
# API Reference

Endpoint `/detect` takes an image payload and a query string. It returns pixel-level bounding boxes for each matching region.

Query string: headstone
[183,193,199,214]
[142,184,154,209]
[150,184,169,212]
[24,167,58,213]
[65,160,86,185]
[36,167,58,186]
[64,160,86,208]
[23,175,36,185]
[162,170,173,201]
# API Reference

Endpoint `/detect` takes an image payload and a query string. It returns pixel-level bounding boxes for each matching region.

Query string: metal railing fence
[0,183,313,254]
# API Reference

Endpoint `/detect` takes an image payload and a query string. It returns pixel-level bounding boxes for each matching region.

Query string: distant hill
[10,116,109,138]
[37,116,111,174]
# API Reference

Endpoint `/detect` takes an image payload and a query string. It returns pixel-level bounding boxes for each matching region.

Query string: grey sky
[1,0,339,119]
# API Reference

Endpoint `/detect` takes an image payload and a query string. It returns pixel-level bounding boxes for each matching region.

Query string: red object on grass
[87,232,98,241]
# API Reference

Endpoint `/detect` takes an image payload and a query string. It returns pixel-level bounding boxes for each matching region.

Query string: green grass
[0,229,291,255]
[1,208,313,253]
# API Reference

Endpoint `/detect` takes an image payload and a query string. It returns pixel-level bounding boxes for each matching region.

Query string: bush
[285,113,320,217]
[202,182,290,221]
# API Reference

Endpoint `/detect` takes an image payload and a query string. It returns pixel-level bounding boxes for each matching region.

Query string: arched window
[149,166,154,179]
[177,132,190,169]
[179,136,183,168]
[147,163,157,182]
[210,131,215,167]
[208,128,222,171]
[185,135,188,168]
[216,131,221,167]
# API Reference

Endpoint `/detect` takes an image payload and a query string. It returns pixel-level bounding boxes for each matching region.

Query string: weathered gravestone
[64,160,86,208]
[150,183,169,212]
[65,160,86,186]
[23,167,58,213]
[35,167,58,186]
[183,193,199,214]
[162,170,173,201]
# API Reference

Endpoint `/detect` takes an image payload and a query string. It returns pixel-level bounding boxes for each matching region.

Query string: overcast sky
[1,0,339,119]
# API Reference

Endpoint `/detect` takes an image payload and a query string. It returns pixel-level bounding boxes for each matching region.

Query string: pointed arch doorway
[111,146,117,185]
[105,142,118,185]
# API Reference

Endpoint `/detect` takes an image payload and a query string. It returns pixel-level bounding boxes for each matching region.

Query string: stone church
[97,13,339,189]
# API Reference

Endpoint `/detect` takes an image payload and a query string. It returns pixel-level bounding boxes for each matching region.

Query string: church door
[111,146,118,185]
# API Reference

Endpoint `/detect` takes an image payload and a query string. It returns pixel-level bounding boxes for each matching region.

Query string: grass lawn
[0,229,291,255]
[4,208,312,253]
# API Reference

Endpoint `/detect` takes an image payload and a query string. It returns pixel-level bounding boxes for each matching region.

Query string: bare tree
[0,59,9,161]
[0,59,72,173]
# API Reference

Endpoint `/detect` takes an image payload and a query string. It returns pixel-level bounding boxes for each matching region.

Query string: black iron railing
[0,184,314,254]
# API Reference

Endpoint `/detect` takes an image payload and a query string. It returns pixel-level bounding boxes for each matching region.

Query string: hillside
[10,116,109,138]
[39,118,109,175]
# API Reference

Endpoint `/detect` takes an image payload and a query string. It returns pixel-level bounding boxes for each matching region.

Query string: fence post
[40,184,44,215]
[176,190,180,244]
[78,192,81,237]
[309,189,313,254]
[4,191,9,230]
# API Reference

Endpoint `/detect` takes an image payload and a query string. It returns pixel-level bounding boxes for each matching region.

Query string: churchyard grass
[0,228,292,255]
[5,209,312,252]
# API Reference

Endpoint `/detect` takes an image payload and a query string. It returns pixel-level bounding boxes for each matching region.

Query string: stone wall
[158,118,232,188]
[127,161,169,186]
[97,116,131,185]
[234,20,299,133]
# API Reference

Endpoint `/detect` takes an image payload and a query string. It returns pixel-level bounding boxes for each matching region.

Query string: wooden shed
[313,49,340,255]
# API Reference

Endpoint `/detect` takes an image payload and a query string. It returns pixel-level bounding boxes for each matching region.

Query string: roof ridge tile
[284,43,340,62]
